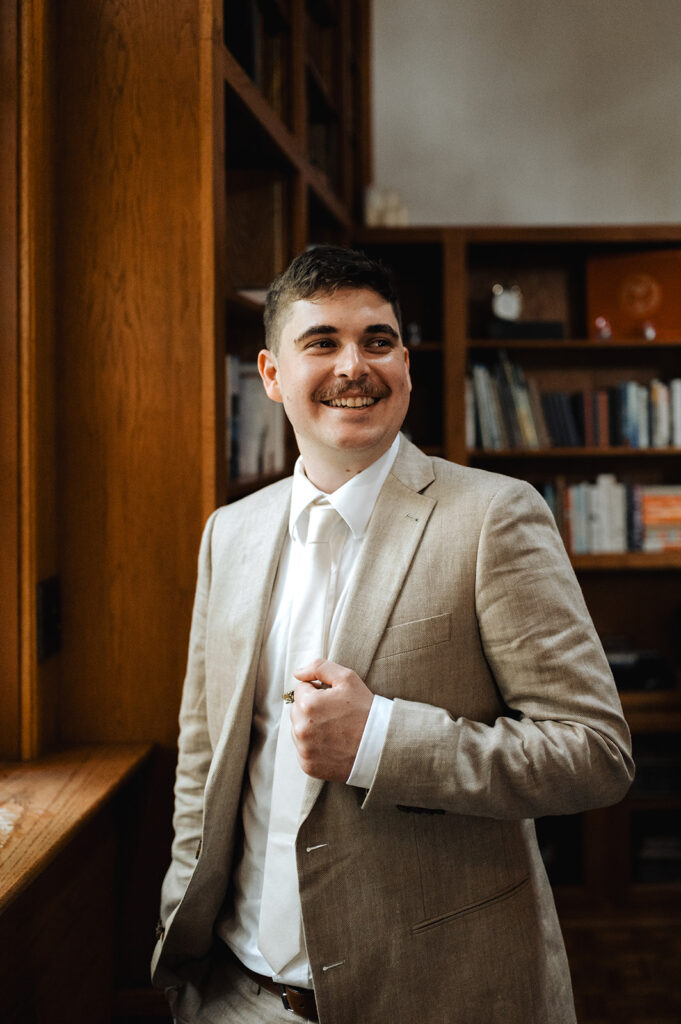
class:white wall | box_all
[372,0,681,224]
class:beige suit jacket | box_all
[153,436,633,1024]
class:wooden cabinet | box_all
[357,225,681,920]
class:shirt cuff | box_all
[346,695,393,788]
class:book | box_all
[472,364,503,450]
[225,354,241,479]
[650,380,671,447]
[525,376,552,448]
[640,485,681,551]
[670,379,681,447]
[237,362,286,477]
[465,376,477,450]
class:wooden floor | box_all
[564,920,681,1024]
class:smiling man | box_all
[153,246,634,1024]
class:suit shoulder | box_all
[428,455,536,503]
[210,475,292,536]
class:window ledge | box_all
[0,743,151,913]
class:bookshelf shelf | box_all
[469,338,681,351]
[470,447,681,458]
[572,552,681,571]
[407,341,443,352]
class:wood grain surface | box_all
[0,743,150,912]
[56,0,209,748]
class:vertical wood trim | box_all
[19,0,53,758]
[56,0,205,748]
[200,0,220,515]
[290,0,306,147]
[338,0,352,209]
[292,172,308,254]
[443,230,467,464]
[358,0,373,189]
[0,0,21,760]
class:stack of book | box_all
[535,476,681,554]
[467,353,681,451]
[226,356,286,479]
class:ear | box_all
[403,345,412,393]
[258,348,283,403]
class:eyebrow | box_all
[293,323,400,345]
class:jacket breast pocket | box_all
[410,875,530,935]
[374,612,451,661]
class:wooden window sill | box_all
[0,743,151,914]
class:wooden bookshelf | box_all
[216,0,370,504]
[356,224,681,920]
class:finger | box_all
[293,658,340,684]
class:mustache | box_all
[314,380,391,402]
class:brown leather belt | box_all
[237,960,319,1021]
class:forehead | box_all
[280,287,399,341]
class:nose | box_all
[334,343,368,379]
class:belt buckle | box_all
[280,986,294,1013]
[280,984,311,1018]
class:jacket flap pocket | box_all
[376,612,451,660]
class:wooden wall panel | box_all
[0,814,115,1023]
[55,1,209,748]
[0,0,21,759]
[1,0,59,759]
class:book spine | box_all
[670,379,681,447]
[637,383,650,449]
[526,375,552,448]
[472,365,493,449]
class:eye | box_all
[367,336,395,350]
[306,338,337,350]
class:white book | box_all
[586,482,606,553]
[472,365,502,450]
[570,483,589,554]
[611,479,628,553]
[596,474,627,553]
[594,475,612,553]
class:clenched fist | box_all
[289,658,373,782]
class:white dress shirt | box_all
[218,435,399,986]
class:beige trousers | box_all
[175,951,316,1024]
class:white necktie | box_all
[258,502,341,975]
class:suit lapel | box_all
[301,438,437,818]
[207,481,291,770]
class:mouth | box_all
[322,395,380,408]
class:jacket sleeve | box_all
[363,478,635,819]
[158,510,219,927]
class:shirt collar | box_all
[289,434,401,542]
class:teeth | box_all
[326,397,377,407]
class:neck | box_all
[298,439,395,493]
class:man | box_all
[153,245,634,1023]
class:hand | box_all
[290,658,373,783]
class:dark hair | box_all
[263,244,403,354]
